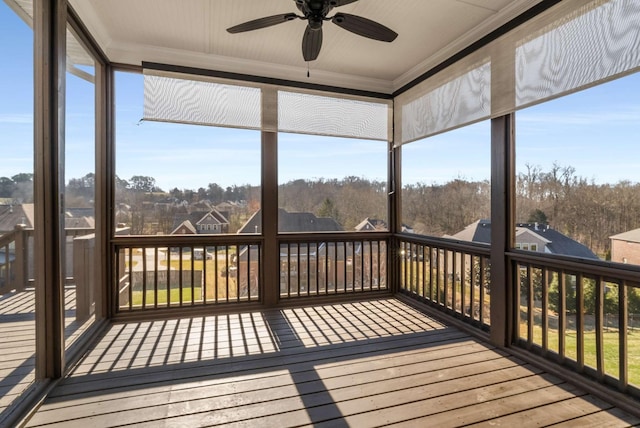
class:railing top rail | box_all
[112,234,263,247]
[278,231,391,243]
[65,227,95,233]
[508,249,640,286]
[396,232,491,256]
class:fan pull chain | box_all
[307,62,310,78]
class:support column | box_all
[95,63,113,318]
[389,141,401,294]
[34,0,67,379]
[490,114,515,347]
[261,88,279,306]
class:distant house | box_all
[170,209,229,235]
[65,208,95,229]
[355,218,387,232]
[354,217,413,233]
[610,228,640,265]
[0,203,34,234]
[448,219,599,259]
[237,208,343,234]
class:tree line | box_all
[4,164,640,257]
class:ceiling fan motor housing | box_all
[228,0,397,62]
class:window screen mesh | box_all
[143,73,261,130]
[516,0,640,108]
[400,62,491,145]
[395,0,640,145]
[278,91,389,141]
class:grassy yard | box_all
[401,260,491,321]
[520,322,640,387]
[132,286,201,306]
[160,259,240,300]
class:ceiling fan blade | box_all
[302,25,323,61]
[331,13,397,42]
[329,0,359,6]
[227,13,297,34]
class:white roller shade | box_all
[395,0,640,146]
[278,91,390,141]
[516,0,640,108]
[399,61,491,145]
[143,72,261,130]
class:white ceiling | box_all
[69,0,543,94]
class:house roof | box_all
[238,208,343,234]
[610,228,640,244]
[171,220,197,235]
[449,219,599,260]
[354,218,387,231]
[0,204,34,232]
[171,208,229,233]
[65,208,95,229]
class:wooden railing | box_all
[112,233,391,312]
[396,234,640,398]
[0,226,95,295]
[278,233,389,298]
[511,250,640,398]
[113,235,262,312]
[0,226,26,294]
[397,234,491,331]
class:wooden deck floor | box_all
[25,298,640,427]
[0,288,89,415]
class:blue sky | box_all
[2,1,640,192]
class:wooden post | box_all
[490,114,515,347]
[13,225,29,292]
[261,88,279,306]
[389,141,401,294]
[34,0,67,379]
[73,234,95,322]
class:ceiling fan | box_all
[227,0,398,62]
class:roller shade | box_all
[395,0,640,146]
[398,61,490,145]
[516,0,640,108]
[143,72,261,130]
[278,91,390,141]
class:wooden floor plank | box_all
[0,288,90,417]
[545,408,640,428]
[40,339,491,409]
[30,348,521,424]
[23,298,640,428]
[463,395,616,427]
[48,330,469,398]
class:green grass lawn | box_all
[521,322,640,387]
[131,286,201,306]
[156,259,239,300]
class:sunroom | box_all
[1,0,640,426]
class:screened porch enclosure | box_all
[2,0,640,426]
